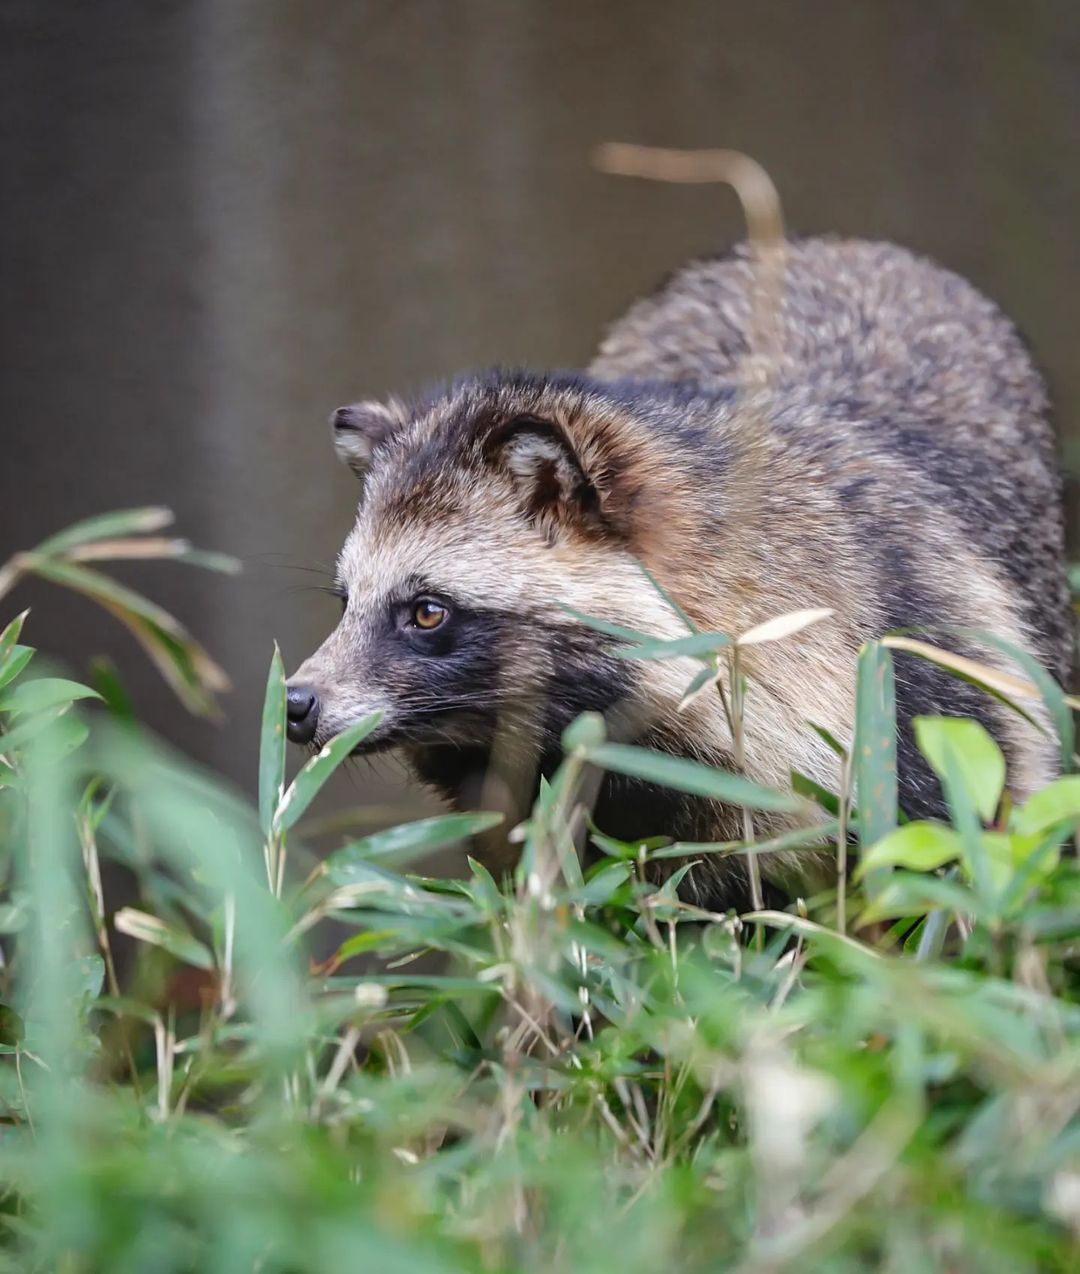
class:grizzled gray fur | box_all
[592,238,1071,686]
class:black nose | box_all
[286,685,320,745]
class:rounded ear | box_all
[330,398,408,476]
[489,417,602,541]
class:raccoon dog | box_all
[287,239,1070,908]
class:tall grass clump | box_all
[0,509,1078,1272]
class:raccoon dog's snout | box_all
[285,684,320,745]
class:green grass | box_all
[0,510,1078,1272]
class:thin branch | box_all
[593,143,786,397]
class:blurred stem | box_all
[14,1050,35,1138]
[725,648,765,948]
[220,892,236,1016]
[315,1025,363,1115]
[78,811,143,1097]
[738,1097,921,1272]
[836,754,852,936]
[530,750,588,899]
[503,748,591,1127]
[593,144,785,398]
[914,905,950,963]
[0,553,25,606]
[275,839,288,899]
[152,1008,175,1123]
[265,832,285,897]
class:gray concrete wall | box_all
[4,0,1080,819]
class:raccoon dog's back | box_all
[592,238,1071,686]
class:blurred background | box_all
[3,0,1080,820]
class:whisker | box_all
[391,689,548,709]
[279,583,346,600]
[245,553,337,576]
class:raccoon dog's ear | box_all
[491,416,602,542]
[330,399,408,476]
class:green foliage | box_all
[570,729,804,813]
[0,506,236,717]
[914,716,1005,824]
[854,641,898,868]
[0,515,1077,1271]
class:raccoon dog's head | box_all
[286,373,706,784]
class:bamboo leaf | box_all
[322,812,504,872]
[466,855,504,914]
[654,818,839,860]
[0,1003,25,1049]
[173,547,242,575]
[882,636,1042,704]
[327,931,404,966]
[24,555,192,636]
[883,633,1070,758]
[66,537,195,563]
[1013,775,1080,837]
[615,631,732,661]
[969,631,1075,772]
[589,827,671,859]
[108,603,228,718]
[791,769,841,816]
[33,507,174,555]
[855,870,979,927]
[0,677,102,716]
[637,563,698,634]
[275,714,382,831]
[737,607,834,646]
[0,644,34,691]
[854,641,897,863]
[580,741,803,813]
[113,907,214,970]
[935,737,995,907]
[577,860,633,905]
[677,664,721,711]
[558,605,656,644]
[259,647,287,837]
[741,910,882,960]
[0,609,30,667]
[94,995,166,1027]
[855,821,963,878]
[807,721,848,758]
[0,706,70,756]
[562,712,607,751]
[89,656,136,721]
[65,539,241,575]
[914,716,1005,824]
[19,556,230,717]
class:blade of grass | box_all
[736,607,834,646]
[320,812,505,874]
[0,610,30,666]
[580,740,804,813]
[0,645,35,691]
[615,631,732,661]
[854,641,898,892]
[33,507,174,555]
[259,647,287,838]
[113,908,215,970]
[637,563,698,634]
[557,605,656,644]
[275,714,382,832]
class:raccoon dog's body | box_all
[288,238,1070,909]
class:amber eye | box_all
[411,599,448,630]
